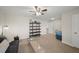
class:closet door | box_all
[72,14,79,48]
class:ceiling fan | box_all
[29,6,47,16]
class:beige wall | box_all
[62,8,79,46]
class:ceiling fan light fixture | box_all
[30,6,47,16]
[36,12,41,16]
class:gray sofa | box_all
[0,36,9,53]
[5,36,19,53]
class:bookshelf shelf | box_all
[29,21,41,37]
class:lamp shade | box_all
[3,25,8,29]
[1,25,9,36]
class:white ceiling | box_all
[0,6,79,20]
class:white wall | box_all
[62,8,79,46]
[0,11,49,42]
[41,20,48,35]
[48,18,61,34]
[0,11,5,35]
[3,14,30,42]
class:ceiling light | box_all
[36,12,41,16]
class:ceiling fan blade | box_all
[41,13,44,15]
[29,11,35,12]
[34,6,38,11]
[32,13,36,15]
[34,6,38,9]
[42,9,47,12]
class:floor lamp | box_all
[1,25,8,36]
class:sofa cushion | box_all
[5,40,19,53]
[0,39,9,53]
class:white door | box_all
[72,14,79,48]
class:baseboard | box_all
[62,41,74,47]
